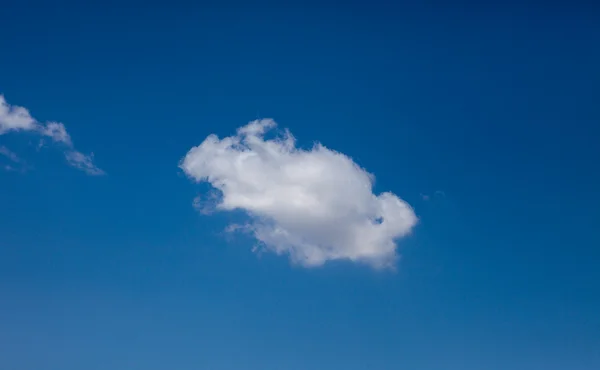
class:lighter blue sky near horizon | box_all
[1,1,599,369]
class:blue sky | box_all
[1,1,599,369]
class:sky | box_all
[0,1,599,369]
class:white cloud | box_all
[180,119,418,268]
[0,95,103,175]
[65,151,104,176]
[0,96,36,133]
[41,122,72,145]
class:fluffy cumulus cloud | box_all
[180,119,418,268]
[0,95,103,175]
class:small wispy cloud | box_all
[0,145,30,173]
[0,145,22,163]
[421,190,445,201]
[0,95,103,175]
[0,145,31,173]
[65,151,104,176]
[40,122,72,146]
[180,119,418,269]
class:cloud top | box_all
[180,119,417,268]
[0,95,103,175]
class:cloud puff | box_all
[180,119,418,268]
[0,95,103,175]
[40,122,72,146]
[0,97,36,133]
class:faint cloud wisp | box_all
[0,95,103,175]
[0,145,30,173]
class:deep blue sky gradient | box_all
[1,1,599,369]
